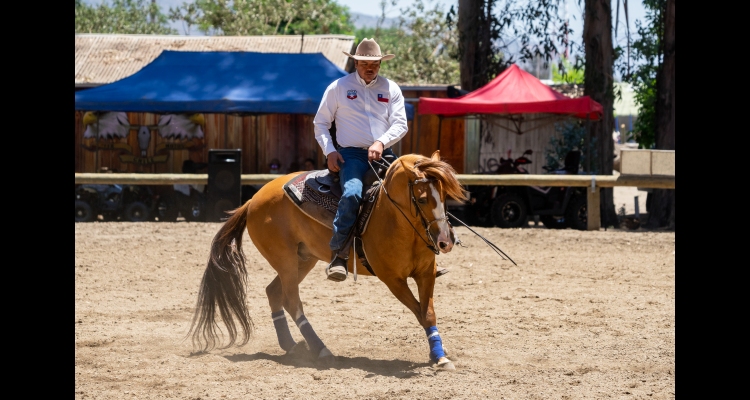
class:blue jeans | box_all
[330,147,395,251]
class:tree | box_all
[456,0,573,91]
[456,0,502,91]
[552,56,584,84]
[168,2,200,35]
[75,0,177,34]
[616,0,662,149]
[581,0,617,228]
[171,0,356,36]
[388,0,461,84]
[615,0,674,229]
[355,0,460,85]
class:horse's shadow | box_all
[221,349,429,378]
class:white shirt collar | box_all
[355,73,378,87]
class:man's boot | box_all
[326,233,354,282]
[326,250,348,282]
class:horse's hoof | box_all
[436,357,455,370]
[286,340,308,356]
[317,348,336,367]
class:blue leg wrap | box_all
[425,326,446,363]
[271,310,296,351]
[296,315,326,356]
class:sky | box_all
[338,0,647,58]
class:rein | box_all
[369,157,517,265]
[369,159,441,254]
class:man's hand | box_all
[368,141,384,161]
[327,151,344,172]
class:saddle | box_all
[283,155,395,276]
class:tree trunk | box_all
[583,0,617,227]
[647,0,675,229]
[458,0,482,91]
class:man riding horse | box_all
[313,38,407,282]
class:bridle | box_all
[369,157,517,265]
[370,159,446,255]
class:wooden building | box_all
[400,85,469,174]
[75,34,353,175]
[75,34,473,176]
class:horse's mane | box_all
[392,154,469,202]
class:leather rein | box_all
[369,158,518,265]
[369,159,444,255]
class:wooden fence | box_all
[74,173,675,230]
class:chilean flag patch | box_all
[347,90,357,100]
[377,94,389,103]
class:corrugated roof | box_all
[75,34,355,86]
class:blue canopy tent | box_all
[74,50,414,119]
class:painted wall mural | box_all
[81,112,206,165]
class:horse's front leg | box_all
[381,267,454,370]
[413,263,455,370]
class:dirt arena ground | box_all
[75,221,675,399]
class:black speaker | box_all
[207,149,242,222]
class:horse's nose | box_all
[438,239,454,253]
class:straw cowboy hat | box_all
[343,38,395,61]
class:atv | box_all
[75,184,155,222]
[456,149,588,230]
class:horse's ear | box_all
[431,150,441,161]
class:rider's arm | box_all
[313,81,339,157]
[374,82,408,149]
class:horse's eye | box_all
[418,198,428,204]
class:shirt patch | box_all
[378,94,389,103]
[347,90,358,100]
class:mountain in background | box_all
[349,12,399,30]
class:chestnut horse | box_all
[188,151,468,369]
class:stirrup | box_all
[436,268,449,278]
[326,258,348,282]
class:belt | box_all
[337,145,391,151]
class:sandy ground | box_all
[75,221,675,399]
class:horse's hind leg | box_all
[265,247,332,360]
[266,275,296,352]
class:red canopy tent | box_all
[419,64,603,120]
[418,64,603,150]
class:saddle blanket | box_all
[282,170,380,235]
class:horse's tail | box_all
[187,200,254,353]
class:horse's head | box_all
[385,151,468,254]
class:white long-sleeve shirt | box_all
[313,72,408,156]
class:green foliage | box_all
[167,2,200,35]
[75,0,177,34]
[458,0,572,88]
[387,0,460,84]
[545,120,597,173]
[552,56,584,84]
[615,0,665,149]
[171,0,356,36]
[354,0,460,85]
